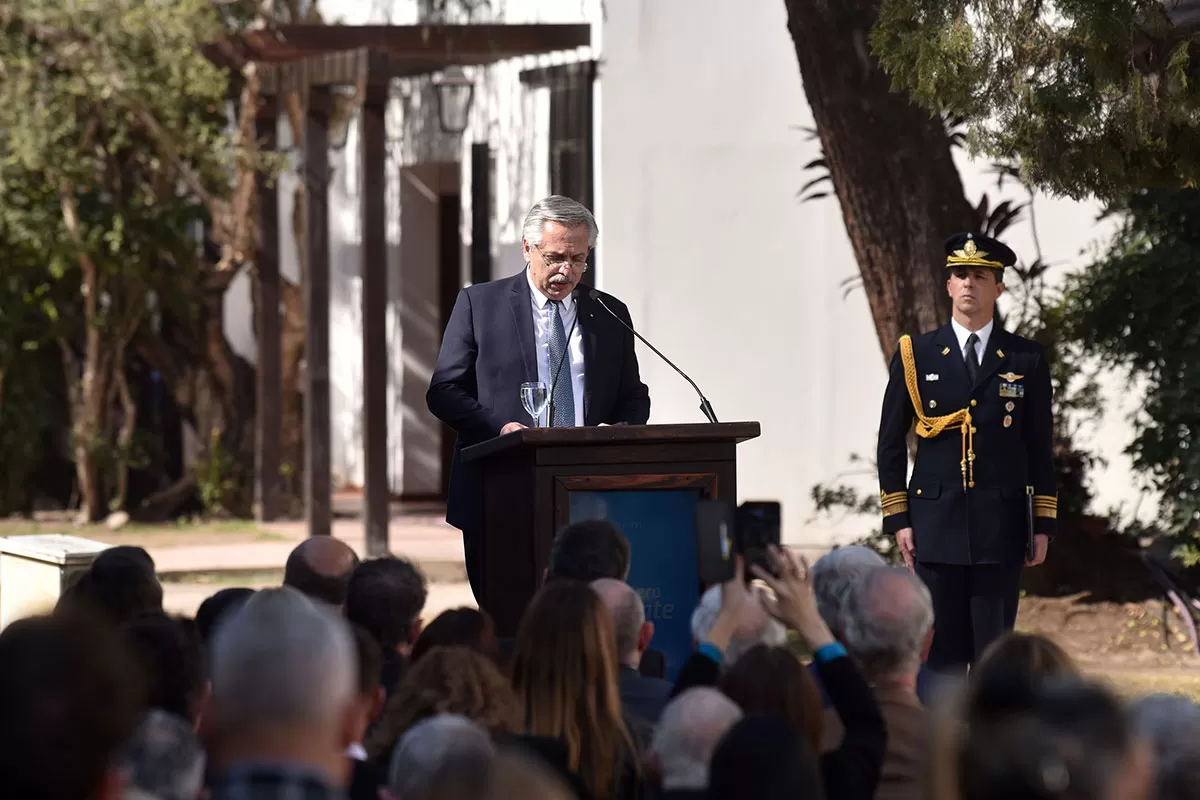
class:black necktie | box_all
[964,332,980,385]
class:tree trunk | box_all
[783,0,972,361]
[136,283,256,519]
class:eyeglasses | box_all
[534,244,590,272]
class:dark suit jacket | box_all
[877,323,1057,565]
[618,664,672,724]
[427,271,651,534]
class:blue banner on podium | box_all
[569,489,701,681]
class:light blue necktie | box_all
[548,300,575,427]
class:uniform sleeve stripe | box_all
[1034,507,1057,519]
[883,504,909,518]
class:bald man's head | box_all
[283,538,361,607]
[592,578,650,667]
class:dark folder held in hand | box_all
[1025,486,1035,561]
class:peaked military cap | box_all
[944,232,1017,271]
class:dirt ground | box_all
[1016,594,1200,699]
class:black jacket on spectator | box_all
[619,665,672,724]
[671,650,886,800]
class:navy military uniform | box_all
[877,233,1057,672]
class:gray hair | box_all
[651,688,743,791]
[591,578,644,662]
[521,195,598,248]
[811,546,888,632]
[841,567,933,680]
[388,714,495,800]
[117,710,206,800]
[209,587,356,732]
[1130,694,1200,800]
[690,584,786,666]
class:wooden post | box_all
[255,100,283,522]
[470,143,491,285]
[305,85,333,538]
[361,62,390,556]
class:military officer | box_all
[877,232,1057,674]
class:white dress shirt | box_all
[951,317,994,364]
[526,268,585,426]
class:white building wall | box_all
[222,0,1157,538]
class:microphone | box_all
[588,289,718,424]
[547,289,580,424]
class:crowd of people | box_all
[2,522,1199,800]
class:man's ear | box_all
[921,627,935,663]
[370,686,387,723]
[93,767,125,800]
[638,621,655,654]
[996,280,1005,297]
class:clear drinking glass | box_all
[520,381,549,428]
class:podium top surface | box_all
[461,421,760,463]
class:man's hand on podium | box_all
[500,422,527,435]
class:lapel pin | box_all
[1005,401,1015,412]
[997,349,1005,358]
[925,373,940,382]
[1003,415,1013,428]
[941,347,951,356]
[999,372,1024,381]
[929,400,937,409]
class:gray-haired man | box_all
[205,587,362,800]
[428,195,651,598]
[829,567,936,800]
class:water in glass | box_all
[520,381,549,427]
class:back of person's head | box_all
[841,566,934,681]
[707,714,825,800]
[283,536,360,606]
[117,709,206,800]
[345,556,428,652]
[546,519,631,582]
[651,688,743,792]
[512,581,634,798]
[208,587,356,747]
[811,545,887,632]
[350,623,383,700]
[365,645,520,761]
[195,587,255,643]
[718,644,823,752]
[1130,694,1200,800]
[58,546,163,625]
[956,672,1150,800]
[691,583,786,665]
[591,577,651,666]
[0,613,143,800]
[972,632,1079,687]
[387,714,495,800]
[410,606,497,665]
[484,749,577,800]
[120,613,207,724]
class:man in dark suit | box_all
[427,195,651,599]
[877,232,1057,674]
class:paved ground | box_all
[162,579,478,620]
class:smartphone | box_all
[737,501,782,580]
[695,499,736,584]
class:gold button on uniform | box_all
[970,399,978,407]
[916,489,922,495]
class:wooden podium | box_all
[461,422,760,650]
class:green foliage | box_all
[1060,188,1200,553]
[0,0,248,515]
[196,427,237,516]
[872,0,1200,199]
